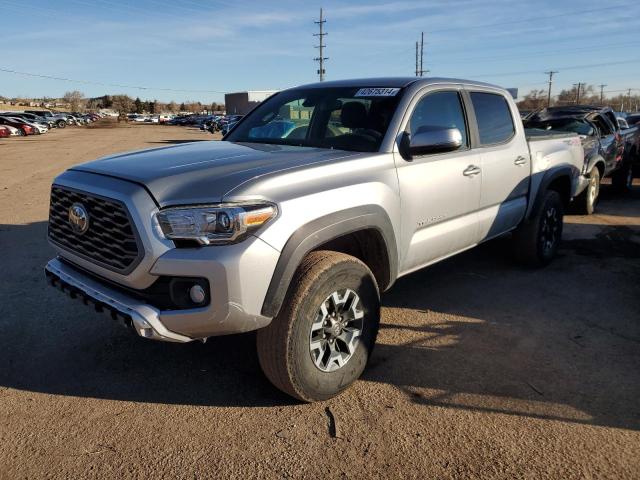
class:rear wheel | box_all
[257,251,380,402]
[56,120,66,129]
[612,162,633,192]
[513,190,564,267]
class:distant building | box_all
[224,90,278,115]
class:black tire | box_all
[611,162,633,192]
[575,167,600,215]
[513,190,564,267]
[56,120,66,129]
[257,251,380,402]
[18,129,26,136]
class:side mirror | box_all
[404,126,463,158]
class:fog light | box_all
[189,284,206,304]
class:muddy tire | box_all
[513,190,564,267]
[575,167,600,215]
[612,162,633,192]
[257,251,380,402]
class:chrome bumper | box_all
[45,258,192,343]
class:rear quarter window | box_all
[470,92,515,145]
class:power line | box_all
[313,8,328,81]
[0,67,228,94]
[473,58,640,79]
[425,2,638,34]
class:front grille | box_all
[48,186,142,273]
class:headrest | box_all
[341,102,367,129]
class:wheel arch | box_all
[525,166,573,220]
[261,205,398,318]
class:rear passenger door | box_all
[468,91,530,240]
[394,88,483,273]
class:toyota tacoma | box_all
[45,78,584,401]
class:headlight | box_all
[155,202,277,245]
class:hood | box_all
[71,140,360,206]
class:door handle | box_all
[463,165,481,177]
[514,156,527,166]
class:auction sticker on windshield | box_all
[355,88,400,97]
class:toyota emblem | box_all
[68,202,90,235]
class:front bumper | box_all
[45,231,280,341]
[45,258,192,342]
[574,173,590,197]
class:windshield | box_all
[524,117,594,136]
[225,86,404,152]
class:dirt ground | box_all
[0,123,639,479]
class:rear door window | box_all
[470,92,515,145]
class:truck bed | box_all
[524,128,579,142]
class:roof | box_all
[290,77,502,90]
[528,105,613,121]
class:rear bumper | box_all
[45,258,192,343]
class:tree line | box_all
[517,84,639,112]
[62,91,224,114]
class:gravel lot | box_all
[1,123,639,479]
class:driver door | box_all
[394,89,482,273]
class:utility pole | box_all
[313,8,328,81]
[419,32,424,76]
[598,84,607,104]
[545,71,557,107]
[573,82,583,104]
[415,41,419,76]
[627,88,632,111]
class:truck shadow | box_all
[0,185,638,427]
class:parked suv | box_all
[45,78,584,401]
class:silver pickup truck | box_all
[45,78,584,401]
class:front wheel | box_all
[576,168,600,214]
[257,251,380,402]
[513,190,564,267]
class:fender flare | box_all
[526,166,573,220]
[261,205,398,318]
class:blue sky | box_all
[1,0,639,103]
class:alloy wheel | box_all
[540,206,560,254]
[309,289,364,372]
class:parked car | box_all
[7,112,55,129]
[0,116,35,135]
[4,116,48,134]
[626,113,640,126]
[45,77,585,401]
[525,105,639,211]
[8,117,49,135]
[25,110,68,128]
[0,125,10,138]
[1,124,22,136]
